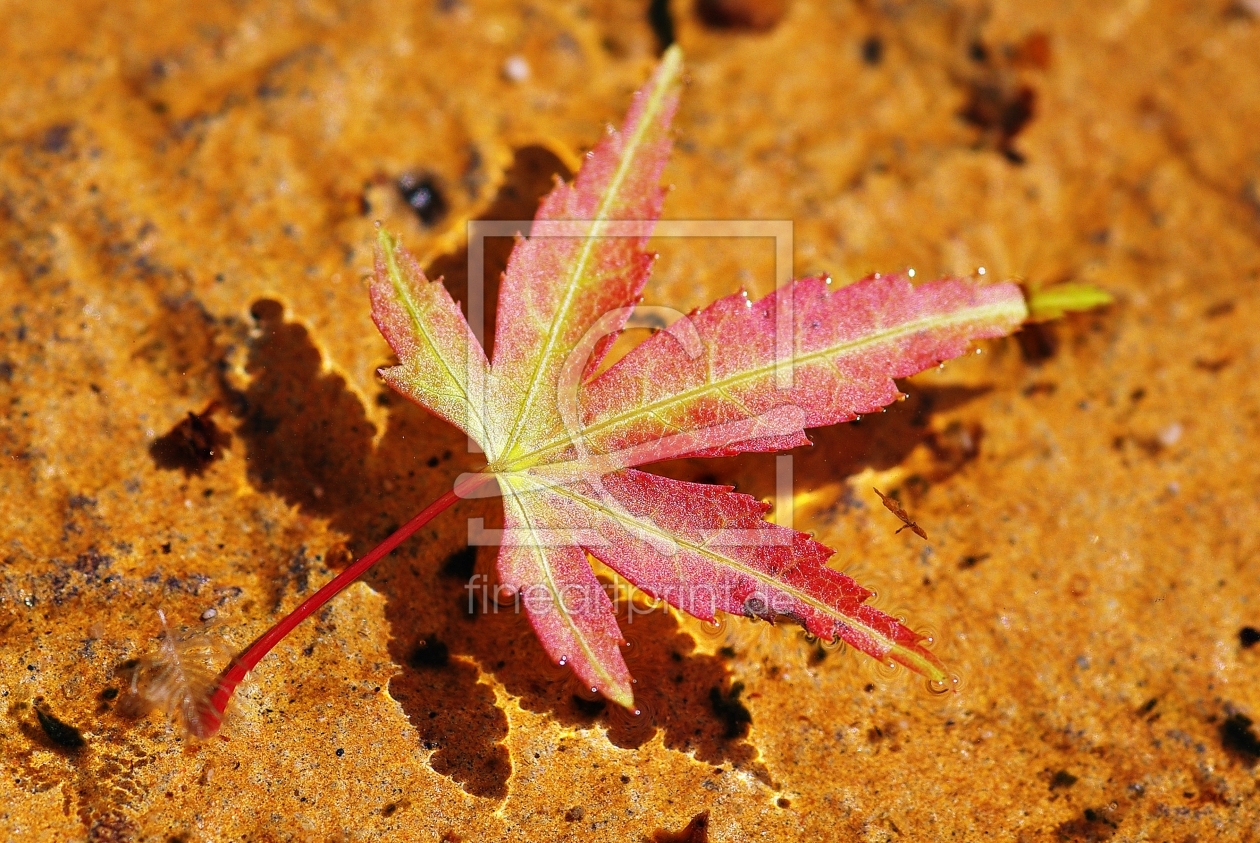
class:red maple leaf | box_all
[154,46,1038,737]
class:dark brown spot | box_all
[1054,807,1118,841]
[742,595,767,617]
[409,636,450,668]
[1023,381,1057,397]
[648,0,675,51]
[1240,626,1260,648]
[959,553,990,570]
[696,0,788,31]
[441,546,477,579]
[1204,300,1235,319]
[927,420,983,475]
[40,123,73,154]
[564,806,585,822]
[1017,321,1058,363]
[861,36,883,66]
[709,681,751,739]
[150,403,230,476]
[1220,712,1260,766]
[959,79,1036,164]
[571,694,607,718]
[652,810,710,843]
[36,704,86,750]
[1049,769,1078,790]
[1193,357,1231,373]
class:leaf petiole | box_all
[199,471,494,737]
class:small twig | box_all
[873,488,927,540]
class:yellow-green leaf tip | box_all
[1025,283,1114,321]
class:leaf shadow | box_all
[459,571,772,781]
[647,384,993,502]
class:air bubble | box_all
[559,656,568,666]
[608,691,658,742]
[873,658,900,681]
[502,55,530,83]
[916,623,939,648]
[698,616,727,638]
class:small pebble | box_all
[201,608,217,621]
[503,55,530,83]
[1158,422,1183,448]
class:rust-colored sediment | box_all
[2,2,1258,840]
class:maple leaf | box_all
[177,45,1046,737]
[369,45,1026,706]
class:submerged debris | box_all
[122,611,231,739]
[873,488,927,540]
[150,403,230,476]
[35,702,86,750]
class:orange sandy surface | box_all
[2,1,1258,840]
